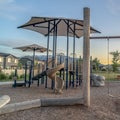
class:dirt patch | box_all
[0,82,120,120]
[115,99,120,113]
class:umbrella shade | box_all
[14,44,52,76]
[18,17,100,38]
[14,44,52,53]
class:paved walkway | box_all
[0,81,26,86]
[0,82,13,85]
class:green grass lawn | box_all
[0,78,25,82]
[0,73,29,82]
[93,71,120,81]
[1,71,120,82]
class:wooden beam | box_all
[83,7,90,107]
[41,97,83,106]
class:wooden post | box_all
[83,7,90,107]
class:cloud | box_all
[0,38,41,48]
[0,12,16,20]
[0,4,26,13]
[0,0,15,4]
[0,0,26,21]
[107,0,120,15]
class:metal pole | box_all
[66,20,69,89]
[83,7,90,107]
[107,38,110,95]
[54,20,58,91]
[90,36,120,39]
[51,20,56,89]
[73,23,76,87]
[55,22,57,64]
[32,48,35,78]
[28,64,32,87]
[45,21,50,88]
[60,55,62,77]
[90,56,92,86]
[24,63,27,86]
[76,58,78,87]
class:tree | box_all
[92,58,100,71]
[110,50,120,72]
[17,62,22,69]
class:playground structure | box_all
[47,63,64,93]
[12,57,35,87]
[8,7,102,109]
[12,56,82,91]
[0,7,120,117]
[14,44,52,78]
[15,7,100,107]
[68,57,82,87]
[12,62,32,88]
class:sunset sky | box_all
[0,0,120,64]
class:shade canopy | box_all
[18,17,100,38]
[14,44,52,77]
[14,44,52,53]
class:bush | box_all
[19,74,25,79]
[9,72,15,79]
[0,72,8,80]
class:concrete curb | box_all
[0,99,41,115]
[0,97,83,115]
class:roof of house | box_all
[0,52,18,59]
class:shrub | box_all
[9,72,15,79]
[19,74,25,79]
[0,72,8,80]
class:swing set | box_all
[90,36,120,99]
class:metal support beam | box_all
[54,24,58,91]
[18,19,56,28]
[45,21,50,88]
[24,63,27,86]
[63,20,79,38]
[45,20,61,36]
[32,48,35,78]
[54,23,57,62]
[66,20,69,89]
[73,23,76,87]
[90,36,120,39]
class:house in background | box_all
[0,53,19,69]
